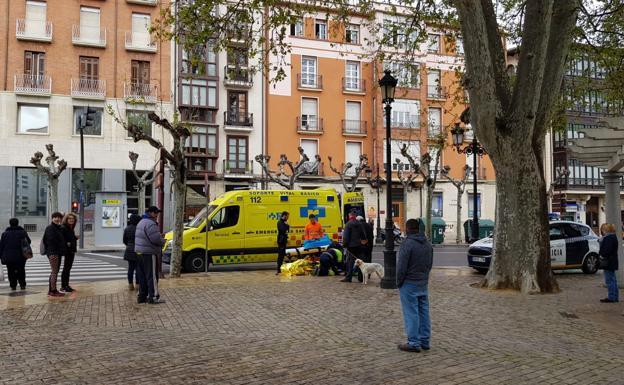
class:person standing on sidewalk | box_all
[135,206,165,304]
[123,214,141,290]
[397,218,433,353]
[358,216,374,263]
[276,211,290,275]
[599,223,619,303]
[340,212,366,283]
[0,218,31,290]
[60,213,79,293]
[43,212,66,297]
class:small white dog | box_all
[354,259,384,284]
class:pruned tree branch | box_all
[328,154,369,192]
[255,147,320,189]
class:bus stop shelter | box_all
[568,117,624,286]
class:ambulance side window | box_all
[549,225,564,241]
[210,206,240,230]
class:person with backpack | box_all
[135,206,165,304]
[60,213,78,293]
[123,214,142,290]
[276,211,290,275]
[340,212,367,283]
[42,212,66,297]
[0,218,31,290]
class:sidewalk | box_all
[0,268,622,384]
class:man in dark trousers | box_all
[358,216,374,263]
[135,206,165,304]
[397,218,433,353]
[340,212,366,283]
[276,211,290,275]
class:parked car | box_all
[467,221,600,274]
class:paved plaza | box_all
[0,268,623,384]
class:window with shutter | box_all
[80,7,100,42]
[25,1,46,36]
[131,13,151,46]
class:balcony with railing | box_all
[125,31,157,53]
[126,0,158,5]
[14,74,51,95]
[71,78,106,99]
[300,162,325,177]
[427,85,447,100]
[223,159,254,178]
[391,117,420,129]
[16,18,53,42]
[297,117,323,134]
[342,120,367,136]
[124,82,157,103]
[297,74,323,91]
[342,77,366,94]
[72,25,106,47]
[187,157,216,178]
[224,111,253,128]
[223,65,253,88]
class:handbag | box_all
[598,254,609,270]
[22,238,33,260]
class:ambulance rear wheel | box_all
[184,251,209,273]
[582,253,599,274]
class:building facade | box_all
[0,0,173,231]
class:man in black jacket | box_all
[43,212,66,297]
[276,211,290,275]
[358,216,374,263]
[0,218,31,290]
[397,218,433,353]
[340,212,366,283]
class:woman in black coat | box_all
[0,218,31,290]
[599,223,619,303]
[43,212,66,297]
[60,213,79,293]
[123,214,142,290]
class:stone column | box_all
[602,172,624,287]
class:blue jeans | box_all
[604,270,619,302]
[399,282,431,348]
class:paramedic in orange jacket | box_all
[304,214,324,241]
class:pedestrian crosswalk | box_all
[0,255,128,288]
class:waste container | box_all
[463,219,495,242]
[418,217,446,244]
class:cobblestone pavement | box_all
[0,269,623,384]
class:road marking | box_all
[84,252,125,259]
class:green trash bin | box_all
[463,219,495,242]
[418,217,446,244]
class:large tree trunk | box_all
[138,186,146,214]
[169,176,186,277]
[456,188,463,244]
[425,186,433,240]
[481,134,558,293]
[48,178,58,215]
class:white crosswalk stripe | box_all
[0,255,128,288]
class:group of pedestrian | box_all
[41,212,79,296]
[340,212,373,283]
[123,206,165,304]
[0,211,81,296]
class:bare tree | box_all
[400,132,446,240]
[396,159,417,222]
[328,154,369,192]
[30,144,67,215]
[255,146,321,190]
[128,151,159,214]
[108,107,190,278]
[441,164,471,244]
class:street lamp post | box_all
[365,165,385,244]
[451,123,486,242]
[378,70,398,289]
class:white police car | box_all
[468,221,600,274]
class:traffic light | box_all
[84,106,97,129]
[71,201,79,213]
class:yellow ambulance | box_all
[163,189,365,272]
